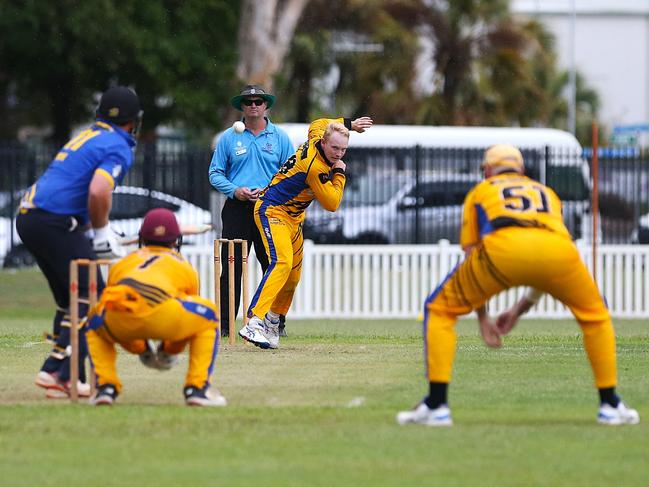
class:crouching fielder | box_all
[86,208,225,407]
[397,144,639,427]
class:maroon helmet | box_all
[139,208,181,247]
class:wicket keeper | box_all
[86,208,225,407]
[239,115,373,349]
[397,144,639,426]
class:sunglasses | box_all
[242,99,265,107]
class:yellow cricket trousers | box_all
[248,202,303,318]
[425,227,617,389]
[87,288,220,393]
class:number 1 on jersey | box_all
[138,256,160,269]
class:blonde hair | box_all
[323,121,350,141]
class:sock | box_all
[266,311,280,323]
[598,387,620,407]
[425,382,448,409]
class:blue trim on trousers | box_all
[422,260,461,380]
[247,203,278,316]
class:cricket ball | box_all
[233,121,245,134]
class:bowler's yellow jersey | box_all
[460,172,571,248]
[258,117,349,223]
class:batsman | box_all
[17,86,140,398]
[397,144,639,427]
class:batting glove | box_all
[92,225,126,259]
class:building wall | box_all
[512,0,649,135]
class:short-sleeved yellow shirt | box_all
[107,246,199,299]
[460,172,571,249]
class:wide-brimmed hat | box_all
[230,85,276,111]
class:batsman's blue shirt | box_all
[208,118,294,199]
[20,120,136,224]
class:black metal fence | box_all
[1,139,648,263]
[0,139,214,264]
[302,145,649,245]
[586,148,649,244]
[0,139,213,211]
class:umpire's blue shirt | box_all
[208,118,294,199]
[21,120,135,225]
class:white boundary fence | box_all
[184,241,649,319]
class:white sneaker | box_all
[89,384,118,406]
[598,402,640,425]
[238,317,271,349]
[35,370,59,389]
[36,371,91,398]
[396,402,453,426]
[184,386,227,407]
[263,315,280,349]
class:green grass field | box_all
[1,268,647,486]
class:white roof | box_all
[277,124,583,150]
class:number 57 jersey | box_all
[460,172,572,248]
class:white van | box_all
[278,124,589,191]
[216,124,594,243]
[275,124,593,244]
[279,123,581,150]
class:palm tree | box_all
[280,0,599,138]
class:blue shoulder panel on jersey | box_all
[261,172,308,206]
[476,204,493,237]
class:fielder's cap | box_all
[139,208,181,243]
[230,84,276,111]
[96,86,141,125]
[481,144,525,171]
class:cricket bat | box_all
[119,223,213,245]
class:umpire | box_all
[17,86,141,398]
[208,85,293,337]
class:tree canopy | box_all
[0,0,599,144]
[275,0,598,142]
[0,0,239,142]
